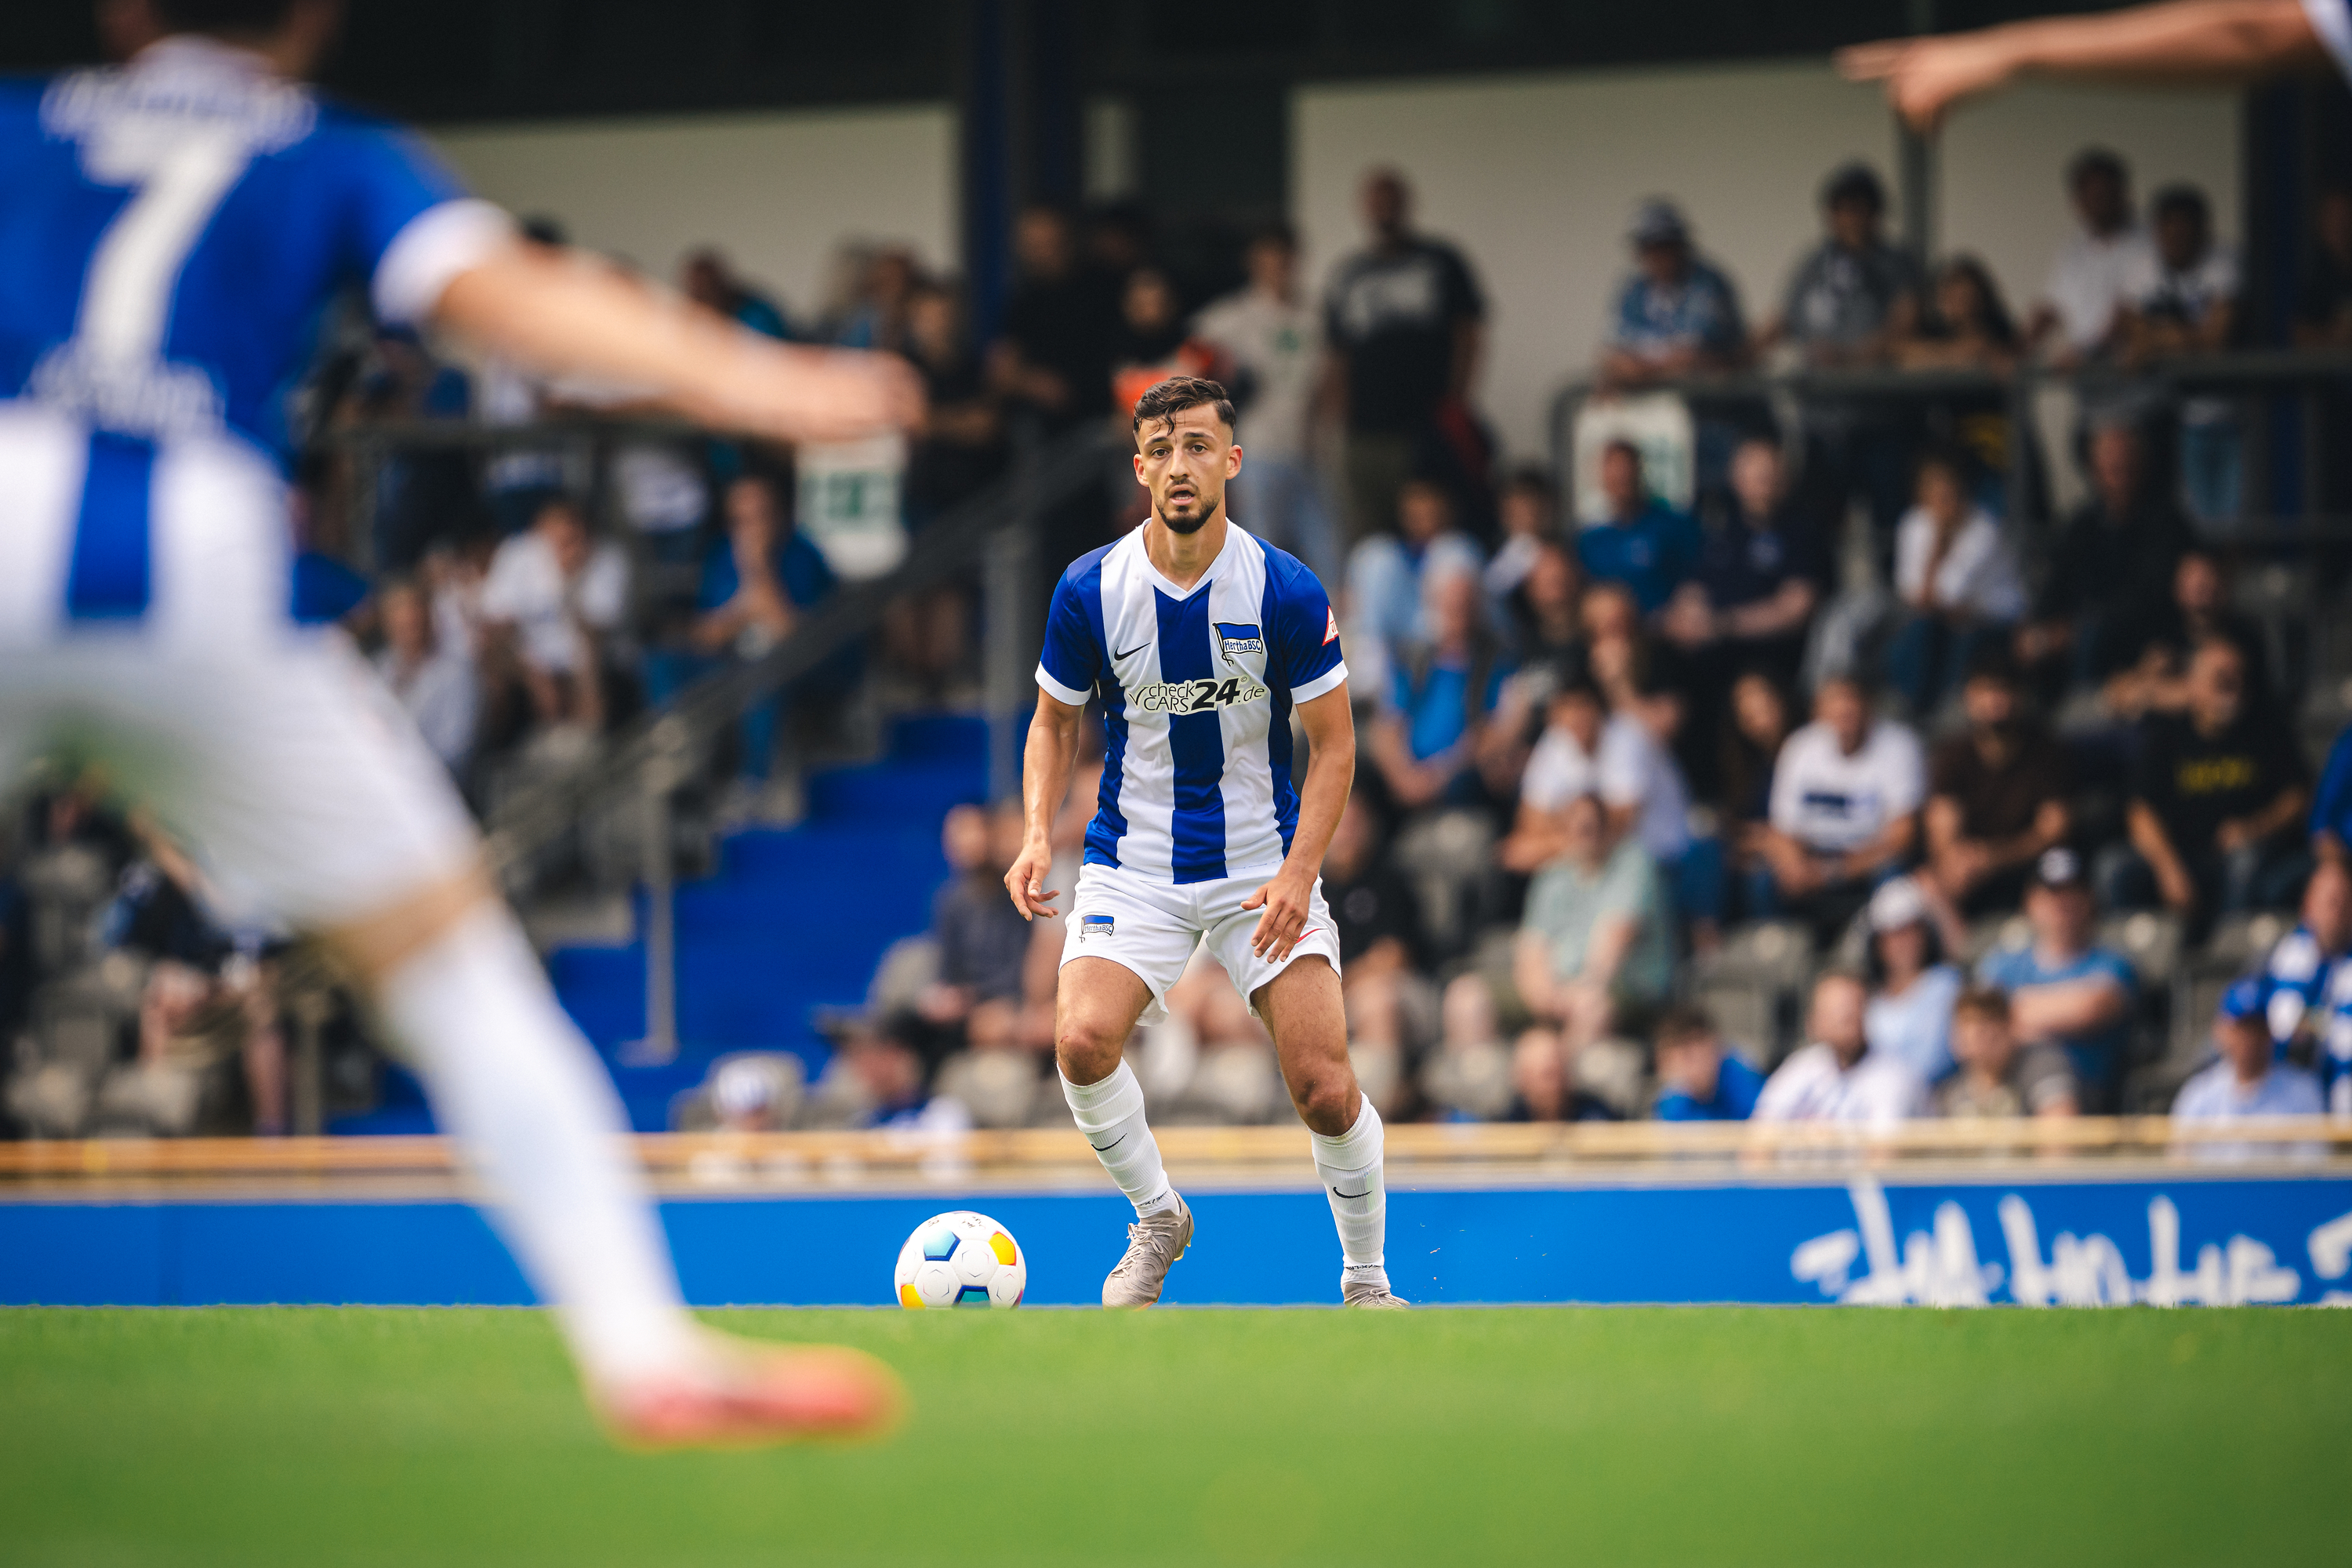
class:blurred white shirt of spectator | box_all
[2172,978,2326,1164]
[1893,500,2026,622]
[2032,148,2157,361]
[480,499,630,677]
[1768,706,1925,856]
[372,578,476,772]
[1524,704,1689,863]
[1755,972,1926,1127]
[1345,474,1483,700]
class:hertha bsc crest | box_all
[1212,622,1264,665]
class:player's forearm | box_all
[1020,700,1081,850]
[432,246,918,444]
[1288,691,1357,879]
[2000,0,2320,82]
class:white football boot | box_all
[1101,1195,1194,1308]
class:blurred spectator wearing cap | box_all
[1862,875,1968,1087]
[1512,793,1675,1067]
[1192,223,1338,585]
[1321,169,1487,548]
[1934,988,2078,1120]
[1598,199,1749,390]
[2172,979,2323,1164]
[1345,474,1484,702]
[1751,673,1924,937]
[1576,441,1700,619]
[2242,861,2352,1068]
[1977,848,2136,1110]
[1650,1004,1764,1122]
[1886,446,2027,719]
[2013,419,2196,701]
[2027,147,2155,365]
[1923,650,2072,916]
[2111,637,2310,931]
[705,1054,804,1133]
[1755,971,1926,1126]
[2118,183,2243,531]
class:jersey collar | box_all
[1132,517,1245,601]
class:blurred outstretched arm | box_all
[1838,0,2330,131]
[430,245,923,445]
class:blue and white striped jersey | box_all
[1037,521,1348,884]
[0,37,509,622]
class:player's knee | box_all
[1290,1065,1359,1134]
[1053,1019,1123,1086]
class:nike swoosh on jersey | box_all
[1113,641,1151,661]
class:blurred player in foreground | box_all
[0,0,920,1446]
[1841,0,2350,129]
[1004,376,1403,1308]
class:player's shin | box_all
[1312,1094,1389,1290]
[1060,1060,1179,1217]
[375,900,697,1384]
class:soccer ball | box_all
[894,1210,1026,1309]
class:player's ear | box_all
[1133,448,1148,488]
[1226,442,1243,477]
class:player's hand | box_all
[1835,34,2016,132]
[1004,837,1059,921]
[1242,866,1317,963]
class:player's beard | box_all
[1156,487,1216,535]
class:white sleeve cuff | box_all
[1291,662,1348,705]
[2305,0,2352,81]
[1036,663,1092,706]
[372,198,516,325]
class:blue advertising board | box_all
[3,1174,2349,1308]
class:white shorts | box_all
[1057,860,1341,1025]
[0,404,479,930]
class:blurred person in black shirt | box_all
[2111,637,2310,931]
[2013,419,2195,698]
[1923,652,2073,916]
[2100,546,2271,723]
[902,281,1003,518]
[2295,187,2352,514]
[989,206,1120,434]
[1322,169,1486,548]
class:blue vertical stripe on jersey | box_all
[1155,582,1227,884]
[64,433,156,620]
[1259,549,1300,855]
[1073,552,1129,869]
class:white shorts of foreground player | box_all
[1057,860,1341,1025]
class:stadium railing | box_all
[8,1120,2347,1194]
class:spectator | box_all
[1484,466,1559,606]
[2027,147,2155,365]
[1192,223,1338,584]
[2100,547,2270,724]
[1512,793,1676,1063]
[1901,255,2022,374]
[913,804,1035,1058]
[2313,721,2352,869]
[2295,186,2352,348]
[478,495,630,740]
[990,205,1120,433]
[1499,535,1584,673]
[1661,437,1825,778]
[681,246,791,341]
[1754,674,1925,934]
[1598,198,1748,388]
[1370,569,1508,815]
[1754,971,1927,1126]
[2114,637,2310,927]
[2172,978,2324,1164]
[830,245,919,354]
[1762,162,1923,543]
[1650,1003,1766,1121]
[1508,1015,1620,1123]
[1576,440,1701,616]
[1933,987,2079,1119]
[642,470,838,822]
[1323,169,1486,546]
[1923,651,2073,916]
[1345,474,1483,699]
[372,577,477,777]
[1863,875,1966,1086]
[1323,796,1431,1109]
[1506,675,1693,896]
[1978,848,2136,1109]
[706,1054,802,1133]
[2118,183,2242,530]
[2245,860,2352,1063]
[1109,266,1221,423]
[1720,669,1794,857]
[2013,419,2196,697]
[1887,447,2027,717]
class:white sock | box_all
[1061,1061,1178,1217]
[1312,1094,1388,1288]
[379,903,695,1384]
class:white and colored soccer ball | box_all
[894,1210,1026,1309]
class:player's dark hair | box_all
[154,0,301,34]
[1131,376,1236,440]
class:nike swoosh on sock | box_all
[1091,1134,1127,1153]
[1331,1185,1371,1200]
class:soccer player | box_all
[1004,376,1403,1308]
[0,0,920,1445]
[1840,0,2347,131]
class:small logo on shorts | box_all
[1080,914,1115,942]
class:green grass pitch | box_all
[0,1305,2342,1566]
